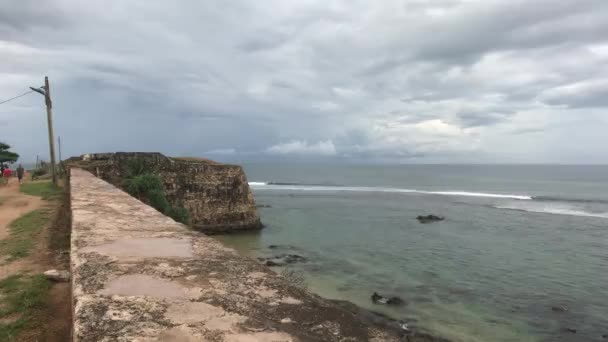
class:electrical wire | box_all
[0,90,34,105]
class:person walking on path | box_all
[2,167,11,185]
[17,164,24,184]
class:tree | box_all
[0,142,19,172]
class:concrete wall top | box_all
[70,168,402,342]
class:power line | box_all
[0,90,34,105]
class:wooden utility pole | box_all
[58,136,63,175]
[44,77,57,185]
[30,76,57,185]
[58,136,62,163]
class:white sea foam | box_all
[425,191,531,200]
[248,182,268,186]
[494,205,608,219]
[248,182,531,200]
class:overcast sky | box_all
[1,0,607,164]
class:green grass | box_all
[0,209,50,261]
[0,274,51,341]
[20,181,62,200]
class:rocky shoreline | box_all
[329,299,451,342]
[249,244,451,341]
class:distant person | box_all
[2,167,11,179]
[17,164,24,184]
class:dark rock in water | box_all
[371,292,406,306]
[416,215,445,223]
[285,254,307,264]
[331,299,402,331]
[387,297,405,305]
[562,327,577,334]
[602,333,607,339]
[265,260,283,267]
[268,244,296,250]
[330,299,450,341]
[256,204,272,208]
[551,305,568,312]
[259,253,308,267]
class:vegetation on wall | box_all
[122,159,190,224]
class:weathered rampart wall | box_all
[69,152,261,234]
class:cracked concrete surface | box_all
[70,168,402,341]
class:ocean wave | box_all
[268,181,342,187]
[248,182,532,200]
[248,182,268,186]
[428,191,531,200]
[532,196,608,204]
[494,205,608,219]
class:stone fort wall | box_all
[68,152,261,233]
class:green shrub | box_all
[166,206,190,225]
[123,174,164,199]
[121,164,190,224]
[32,168,47,177]
[147,189,170,212]
[125,158,153,178]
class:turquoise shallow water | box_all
[217,164,608,342]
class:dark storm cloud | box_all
[457,111,511,128]
[510,127,545,135]
[1,0,607,164]
[237,31,290,53]
[540,81,608,109]
[0,1,69,32]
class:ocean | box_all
[216,164,608,342]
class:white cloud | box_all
[266,140,337,156]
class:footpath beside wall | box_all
[70,168,403,341]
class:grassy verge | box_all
[0,274,51,341]
[0,209,50,261]
[20,181,62,200]
[48,182,71,259]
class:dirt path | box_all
[0,178,48,280]
[0,178,43,240]
[0,177,72,341]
